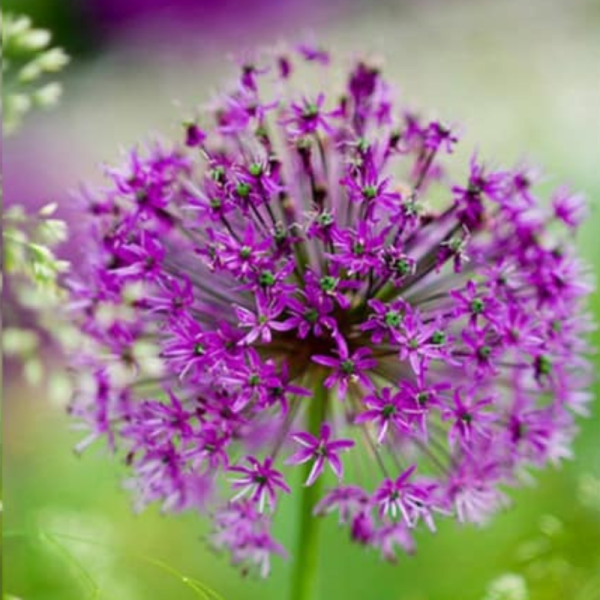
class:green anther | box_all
[382,404,396,418]
[210,165,225,182]
[385,310,403,328]
[461,412,473,424]
[416,392,429,405]
[551,320,562,333]
[340,359,355,375]
[320,276,337,292]
[408,338,420,350]
[317,212,334,227]
[248,374,261,386]
[236,182,251,198]
[353,242,365,255]
[357,137,370,152]
[209,198,222,209]
[249,163,263,177]
[259,315,268,324]
[394,258,411,276]
[296,136,311,150]
[259,270,276,287]
[431,330,446,345]
[404,200,419,216]
[193,343,206,356]
[305,308,319,323]
[537,354,552,375]
[255,124,268,138]
[470,298,485,314]
[448,235,465,252]
[478,345,492,359]
[303,103,319,118]
[239,246,252,259]
[315,444,328,457]
[362,185,377,200]
[274,227,287,243]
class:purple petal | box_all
[327,439,355,451]
[305,457,325,486]
[285,447,315,465]
[292,431,318,447]
[328,454,344,480]
[312,355,339,368]
[320,422,332,440]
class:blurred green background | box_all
[3,1,599,599]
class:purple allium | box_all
[230,456,291,512]
[286,422,355,486]
[67,45,595,576]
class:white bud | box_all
[19,60,42,82]
[33,82,62,107]
[38,47,69,71]
[483,573,528,600]
[18,28,50,51]
[5,15,32,37]
[39,202,58,216]
[7,92,31,114]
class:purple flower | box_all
[66,45,594,576]
[286,94,335,136]
[211,500,285,578]
[235,295,291,345]
[279,292,337,339]
[355,387,414,443]
[312,338,377,398]
[373,522,415,562]
[184,123,206,147]
[424,120,459,153]
[446,460,509,524]
[460,325,501,378]
[229,456,290,512]
[360,298,412,344]
[314,485,368,523]
[450,280,502,325]
[552,186,587,228]
[373,465,418,521]
[373,466,444,531]
[395,313,451,374]
[341,162,401,220]
[296,42,330,65]
[161,315,210,379]
[329,221,386,275]
[351,510,375,545]
[444,389,495,449]
[394,377,450,438]
[286,422,355,485]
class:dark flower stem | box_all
[290,372,328,600]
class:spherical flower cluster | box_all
[67,44,594,576]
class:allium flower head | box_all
[67,44,595,576]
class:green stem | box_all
[290,373,328,600]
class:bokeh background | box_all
[3,0,599,599]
